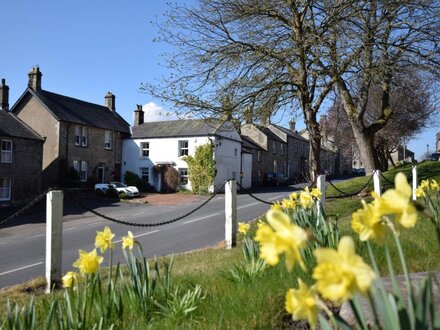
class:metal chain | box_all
[326,174,374,199]
[236,182,274,205]
[0,187,53,226]
[69,182,226,227]
[379,172,395,185]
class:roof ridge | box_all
[41,90,109,109]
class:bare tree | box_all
[330,0,440,174]
[327,68,438,169]
[143,0,355,178]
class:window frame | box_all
[81,127,88,147]
[179,168,189,185]
[1,140,12,163]
[140,142,150,157]
[272,141,276,154]
[178,140,189,157]
[104,131,113,150]
[257,150,261,162]
[280,143,284,156]
[0,177,11,201]
[140,167,150,183]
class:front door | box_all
[97,163,105,183]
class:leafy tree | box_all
[184,143,216,195]
[144,0,355,179]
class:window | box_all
[295,144,299,154]
[141,142,149,157]
[257,170,262,181]
[1,140,12,163]
[234,148,238,157]
[257,150,261,162]
[75,126,88,147]
[179,140,189,156]
[280,144,284,156]
[104,131,113,150]
[179,168,189,185]
[273,160,278,173]
[272,141,276,154]
[0,178,11,201]
[73,160,88,182]
[140,167,149,183]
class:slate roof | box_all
[241,135,263,150]
[271,124,308,142]
[132,119,235,139]
[261,126,286,143]
[0,110,43,140]
[13,88,131,134]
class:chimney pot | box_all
[0,78,9,111]
[134,104,144,125]
[289,119,296,132]
[28,67,42,91]
[105,92,116,111]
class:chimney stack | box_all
[0,79,9,111]
[134,104,144,125]
[105,92,115,111]
[28,67,42,91]
[289,119,296,132]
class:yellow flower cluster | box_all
[416,179,439,197]
[254,209,308,271]
[238,222,251,234]
[271,187,322,212]
[62,227,136,288]
[285,279,319,328]
[352,173,418,242]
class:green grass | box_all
[1,161,440,329]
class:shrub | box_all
[184,143,215,195]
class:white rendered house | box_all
[122,107,243,192]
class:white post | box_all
[373,170,382,196]
[317,175,326,215]
[225,180,237,249]
[412,165,418,201]
[46,190,64,293]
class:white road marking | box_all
[237,202,259,210]
[269,195,285,201]
[184,212,223,224]
[114,230,159,243]
[25,233,45,239]
[0,262,44,276]
[64,227,77,232]
[87,221,105,226]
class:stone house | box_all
[241,123,288,186]
[389,145,415,164]
[10,67,130,188]
[122,107,243,192]
[0,79,44,207]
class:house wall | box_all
[0,136,43,207]
[287,137,309,180]
[122,135,241,192]
[240,153,252,189]
[13,95,60,188]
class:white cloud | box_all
[142,102,178,122]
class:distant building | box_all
[10,67,130,188]
[390,145,415,165]
[0,79,44,207]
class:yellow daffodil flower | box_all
[285,280,319,329]
[62,271,77,288]
[254,209,308,271]
[310,188,322,199]
[257,219,265,229]
[73,249,103,275]
[282,198,297,210]
[122,231,135,250]
[313,236,376,304]
[352,200,387,242]
[290,192,299,200]
[299,188,314,209]
[238,222,251,234]
[380,172,418,228]
[420,179,430,189]
[431,180,439,191]
[95,226,115,253]
[271,201,283,212]
[416,186,426,198]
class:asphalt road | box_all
[0,186,300,289]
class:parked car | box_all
[263,172,288,186]
[352,168,366,176]
[430,153,440,161]
[95,181,139,197]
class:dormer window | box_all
[104,131,113,150]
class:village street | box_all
[0,186,298,289]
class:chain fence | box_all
[326,174,374,199]
[67,182,226,228]
[236,182,274,205]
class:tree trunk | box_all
[351,126,379,175]
[304,108,321,181]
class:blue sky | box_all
[0,1,438,160]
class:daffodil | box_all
[313,236,376,304]
[73,249,103,275]
[299,188,314,209]
[285,280,319,329]
[254,209,308,271]
[352,200,387,242]
[238,222,251,234]
[62,271,77,288]
[416,186,426,198]
[271,201,283,212]
[95,226,115,253]
[431,180,439,191]
[310,188,322,199]
[282,198,297,210]
[290,192,299,200]
[420,179,430,189]
[380,173,418,228]
[122,231,135,250]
